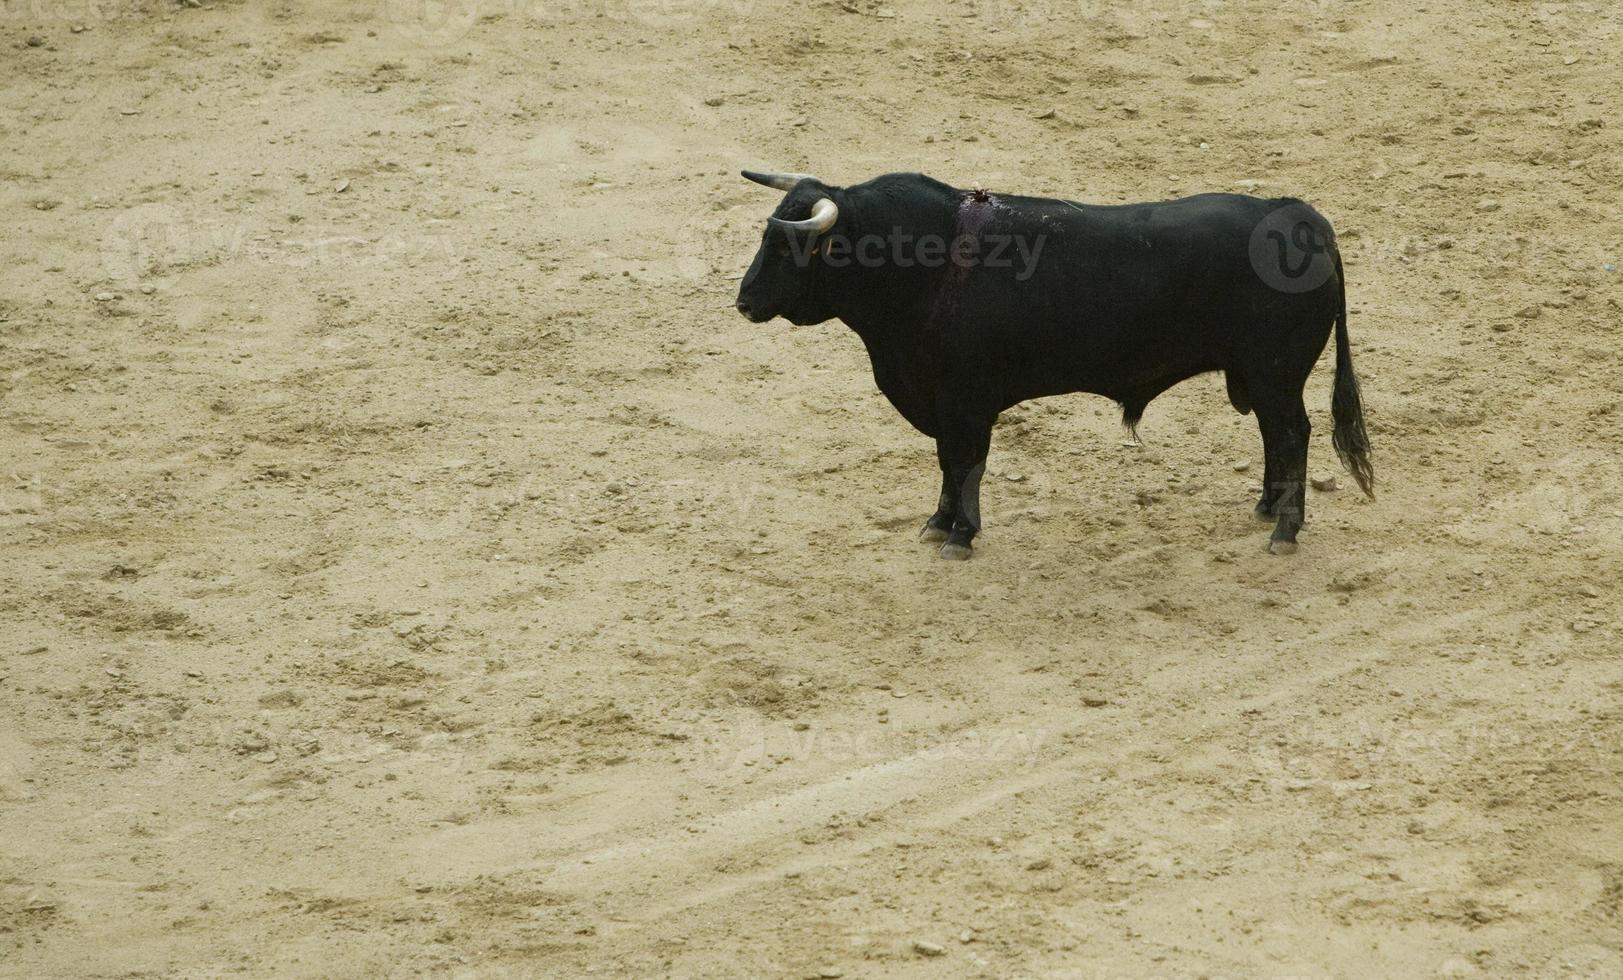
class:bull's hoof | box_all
[1267,539,1298,556]
[939,542,973,561]
[920,513,953,543]
[1253,500,1275,522]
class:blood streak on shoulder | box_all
[930,189,1007,324]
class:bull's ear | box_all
[742,170,817,191]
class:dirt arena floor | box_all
[2,0,1620,976]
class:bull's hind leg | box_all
[1254,393,1311,554]
[1227,373,1283,522]
[1254,456,1282,522]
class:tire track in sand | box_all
[400,600,1494,934]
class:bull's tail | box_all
[1329,249,1375,498]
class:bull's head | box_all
[735,170,841,326]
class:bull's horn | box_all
[768,197,839,234]
[741,169,817,191]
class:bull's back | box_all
[945,192,1338,402]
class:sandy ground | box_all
[2,0,1621,976]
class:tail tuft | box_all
[1121,400,1146,443]
[1330,250,1375,498]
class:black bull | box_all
[734,170,1373,559]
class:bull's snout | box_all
[736,298,770,322]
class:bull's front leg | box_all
[920,441,958,543]
[934,411,994,561]
[920,466,957,543]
